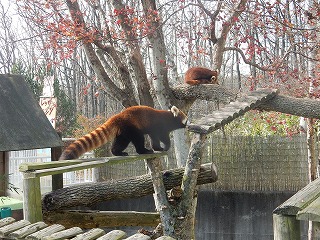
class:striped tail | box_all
[59,121,118,160]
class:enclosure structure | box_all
[273,176,320,240]
[0,74,62,205]
[13,88,279,240]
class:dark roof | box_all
[0,74,62,151]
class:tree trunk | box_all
[42,163,217,211]
[306,3,319,238]
[174,133,207,239]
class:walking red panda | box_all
[59,105,188,159]
[184,67,219,85]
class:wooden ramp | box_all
[0,217,174,240]
[187,88,279,134]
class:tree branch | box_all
[171,84,239,104]
[259,94,320,119]
[65,0,137,107]
[172,85,320,119]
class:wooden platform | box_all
[187,88,279,134]
[0,217,175,240]
[274,176,320,221]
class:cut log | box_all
[43,210,160,228]
[70,228,106,240]
[0,220,30,238]
[9,221,48,239]
[42,227,83,240]
[125,233,151,240]
[42,163,217,211]
[0,217,15,228]
[96,229,126,240]
[25,224,65,240]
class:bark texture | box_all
[172,85,320,119]
[42,163,217,211]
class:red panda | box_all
[184,67,219,85]
[59,105,187,159]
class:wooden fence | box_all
[101,134,314,192]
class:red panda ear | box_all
[170,106,179,117]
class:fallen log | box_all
[42,163,217,211]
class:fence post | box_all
[51,132,63,190]
[22,172,42,223]
[273,213,300,240]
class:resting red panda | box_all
[184,67,219,85]
[59,105,187,159]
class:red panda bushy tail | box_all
[59,120,118,160]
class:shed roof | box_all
[0,74,62,151]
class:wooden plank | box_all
[19,159,87,171]
[188,88,279,134]
[43,210,160,228]
[0,220,30,238]
[96,230,126,240]
[9,221,48,239]
[25,224,65,240]
[71,228,106,240]
[273,177,320,215]
[42,227,83,240]
[19,152,167,174]
[296,195,320,222]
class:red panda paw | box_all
[137,148,154,154]
[113,151,129,156]
[152,146,164,151]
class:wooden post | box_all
[22,172,43,223]
[51,132,63,190]
[273,214,301,240]
[0,152,8,195]
[308,221,320,239]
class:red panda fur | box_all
[184,67,219,85]
[59,105,187,160]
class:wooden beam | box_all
[274,177,320,215]
[19,152,167,173]
[296,195,320,222]
[43,210,160,228]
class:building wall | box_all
[97,191,307,240]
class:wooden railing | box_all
[19,152,167,223]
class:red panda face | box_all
[170,106,188,128]
[210,70,219,84]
